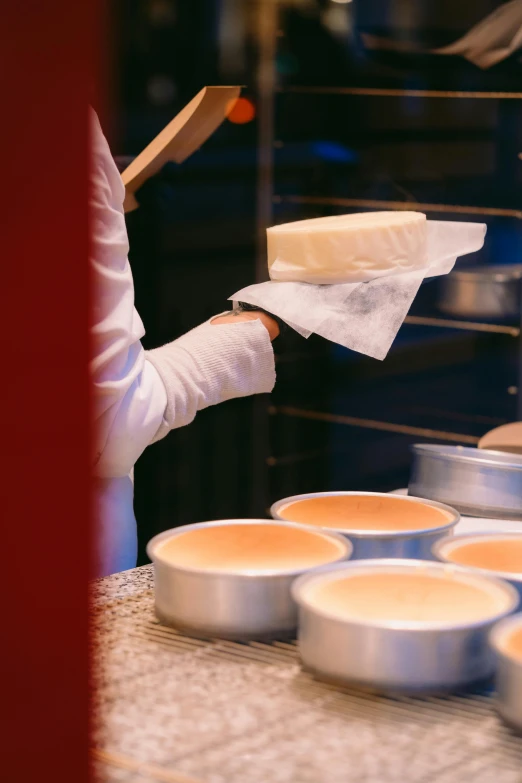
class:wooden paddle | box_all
[121,85,241,212]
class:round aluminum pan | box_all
[146,519,352,640]
[271,492,459,560]
[409,445,522,520]
[438,264,522,320]
[433,533,522,601]
[490,613,522,734]
[292,560,519,694]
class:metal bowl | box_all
[433,533,522,601]
[410,445,522,520]
[490,613,522,734]
[271,492,459,560]
[146,519,351,640]
[292,559,519,694]
[438,264,522,320]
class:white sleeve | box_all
[90,109,167,478]
[146,316,276,444]
[90,110,276,478]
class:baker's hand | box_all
[211,310,280,341]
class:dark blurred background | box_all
[106,0,522,564]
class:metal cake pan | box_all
[147,519,351,640]
[410,445,522,520]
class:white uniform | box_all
[90,110,275,576]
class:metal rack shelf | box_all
[279,86,522,101]
[403,316,520,337]
[269,405,480,445]
[274,194,522,221]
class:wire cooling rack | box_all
[92,577,522,783]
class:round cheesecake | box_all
[155,522,347,574]
[435,535,522,576]
[503,625,522,662]
[278,494,453,534]
[267,211,428,284]
[301,569,509,625]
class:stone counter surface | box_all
[92,566,522,783]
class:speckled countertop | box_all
[92,564,154,605]
[92,566,522,783]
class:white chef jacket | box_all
[90,110,276,577]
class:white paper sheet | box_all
[230,220,486,361]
